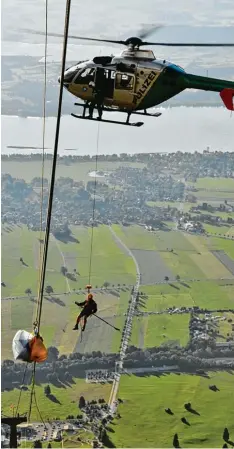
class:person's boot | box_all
[73,323,79,330]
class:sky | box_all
[2,0,234,65]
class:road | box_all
[108,225,141,412]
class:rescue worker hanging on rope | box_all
[73,292,97,331]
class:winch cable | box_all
[88,122,100,284]
[28,0,72,422]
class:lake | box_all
[1,107,234,157]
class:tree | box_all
[33,441,42,448]
[79,395,86,409]
[164,276,169,282]
[47,347,59,362]
[103,282,110,288]
[44,385,51,396]
[45,285,53,295]
[25,288,32,296]
[47,444,52,448]
[223,427,229,442]
[176,275,180,281]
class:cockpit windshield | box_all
[64,66,79,84]
[74,68,95,84]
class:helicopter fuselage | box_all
[61,48,234,112]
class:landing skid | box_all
[71,113,143,127]
[133,110,162,118]
[73,102,162,126]
[74,102,162,118]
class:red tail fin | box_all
[220,88,234,111]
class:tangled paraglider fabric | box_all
[12,330,48,363]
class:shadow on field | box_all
[102,431,116,448]
[179,281,191,289]
[47,393,62,405]
[45,296,66,307]
[181,417,190,426]
[54,233,80,244]
[132,371,212,380]
[110,291,120,298]
[134,371,171,379]
[168,283,180,290]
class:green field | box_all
[195,190,234,199]
[1,224,136,298]
[190,177,234,190]
[1,225,136,359]
[130,281,234,349]
[112,225,234,280]
[131,314,190,348]
[209,236,234,259]
[204,223,234,236]
[140,282,234,311]
[211,312,234,342]
[2,220,234,448]
[21,429,93,448]
[1,378,111,421]
[112,224,159,250]
[108,372,234,448]
[2,160,145,184]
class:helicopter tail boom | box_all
[184,73,234,110]
[185,73,234,92]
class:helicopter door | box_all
[113,72,135,107]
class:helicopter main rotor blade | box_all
[142,41,234,47]
[23,29,126,45]
[138,24,163,40]
[23,29,234,47]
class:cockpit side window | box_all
[74,68,95,84]
[115,73,135,90]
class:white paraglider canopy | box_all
[12,329,34,362]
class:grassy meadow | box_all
[189,177,234,191]
[1,159,145,184]
[2,196,234,448]
[1,224,136,359]
[131,314,190,348]
[1,378,112,421]
[107,372,234,448]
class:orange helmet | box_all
[87,293,93,300]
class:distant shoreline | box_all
[1,103,224,118]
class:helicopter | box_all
[27,27,234,127]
